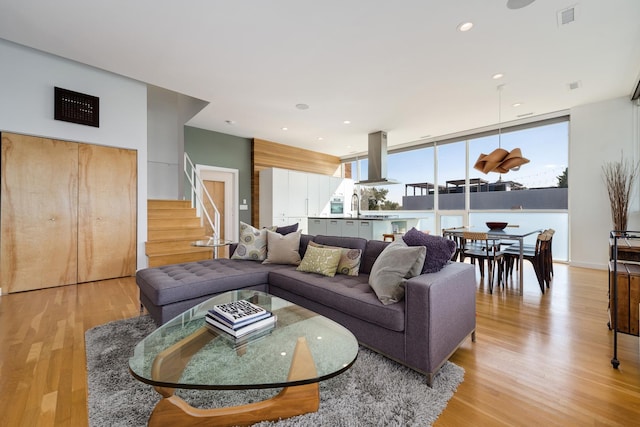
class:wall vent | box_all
[557,6,576,26]
[54,87,99,127]
[568,81,582,91]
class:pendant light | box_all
[473,85,529,174]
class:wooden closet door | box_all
[77,144,137,283]
[1,133,79,292]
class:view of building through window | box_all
[350,120,569,211]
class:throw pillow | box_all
[262,230,302,265]
[276,223,299,235]
[231,222,268,261]
[296,245,343,277]
[308,241,362,276]
[402,227,456,273]
[368,243,426,305]
[388,238,425,278]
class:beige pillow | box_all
[231,222,268,261]
[308,241,362,276]
[369,243,426,305]
[296,245,343,277]
[262,230,302,265]
[388,239,424,278]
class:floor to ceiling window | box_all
[347,117,569,260]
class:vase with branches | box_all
[602,155,639,233]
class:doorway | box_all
[195,165,239,257]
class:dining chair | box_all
[461,231,505,293]
[442,227,466,261]
[503,231,552,293]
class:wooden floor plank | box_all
[0,265,638,426]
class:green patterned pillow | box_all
[296,245,343,277]
[308,241,362,276]
[231,222,268,261]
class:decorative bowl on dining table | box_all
[486,221,508,230]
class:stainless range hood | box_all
[355,131,400,186]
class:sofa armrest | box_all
[403,262,476,374]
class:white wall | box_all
[0,39,149,270]
[569,96,640,269]
[147,85,208,200]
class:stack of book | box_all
[205,299,276,344]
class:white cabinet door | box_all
[326,219,341,236]
[357,220,373,240]
[260,168,288,228]
[288,170,308,217]
[307,173,327,217]
[342,219,359,237]
[272,168,290,218]
[308,218,327,235]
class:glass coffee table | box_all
[129,290,359,426]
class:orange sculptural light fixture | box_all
[473,85,529,174]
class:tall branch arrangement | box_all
[602,156,639,232]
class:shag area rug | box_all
[86,315,463,427]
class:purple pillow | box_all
[276,223,299,235]
[402,227,456,273]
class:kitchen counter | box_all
[307,217,422,240]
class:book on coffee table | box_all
[205,312,276,338]
[205,319,276,349]
[209,299,269,327]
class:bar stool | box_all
[383,234,395,242]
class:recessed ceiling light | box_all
[512,102,522,107]
[317,137,324,141]
[492,73,504,80]
[343,120,351,125]
[457,22,474,32]
[225,120,235,125]
[295,103,309,110]
[507,0,536,10]
[281,127,288,131]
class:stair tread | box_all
[146,246,213,256]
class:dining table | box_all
[442,226,543,295]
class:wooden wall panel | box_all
[1,133,79,292]
[252,139,342,226]
[78,144,137,283]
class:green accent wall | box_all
[184,126,252,224]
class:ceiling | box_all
[1,0,639,158]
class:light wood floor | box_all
[0,263,638,426]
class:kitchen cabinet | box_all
[305,217,420,240]
[308,218,327,235]
[259,167,351,230]
[288,170,308,217]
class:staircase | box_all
[145,199,213,267]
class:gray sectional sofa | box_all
[136,233,476,385]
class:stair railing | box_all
[184,152,220,241]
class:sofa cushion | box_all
[360,240,390,274]
[308,241,362,276]
[296,245,343,277]
[368,242,426,305]
[262,230,302,265]
[136,259,291,306]
[231,222,268,261]
[268,269,405,332]
[276,222,299,235]
[312,235,368,252]
[402,227,456,273]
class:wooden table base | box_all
[148,336,319,427]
